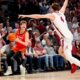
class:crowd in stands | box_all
[0,0,80,76]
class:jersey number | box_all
[60,17,64,22]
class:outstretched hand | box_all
[18,15,25,18]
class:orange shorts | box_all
[12,46,26,55]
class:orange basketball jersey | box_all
[12,29,28,53]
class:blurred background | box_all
[0,0,80,76]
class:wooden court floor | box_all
[0,70,80,80]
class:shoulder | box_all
[46,12,54,17]
[59,11,64,14]
[59,11,65,17]
[45,13,55,21]
[16,29,20,34]
[25,31,29,35]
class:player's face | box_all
[20,23,27,29]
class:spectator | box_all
[74,29,79,41]
[36,20,46,34]
[77,26,80,41]
[48,29,58,46]
[67,17,73,29]
[54,31,61,46]
[33,31,41,42]
[44,39,58,70]
[72,17,79,29]
[0,41,15,75]
[26,41,36,74]
[39,2,49,14]
[75,40,80,55]
[71,28,79,41]
[41,33,49,46]
[13,22,19,32]
[0,22,4,32]
[0,34,6,49]
[34,40,46,71]
[72,41,80,60]
[75,2,80,22]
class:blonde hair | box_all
[20,20,27,25]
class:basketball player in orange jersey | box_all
[3,21,29,75]
[11,20,30,75]
[12,20,29,59]
[19,0,80,73]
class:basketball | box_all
[7,33,16,42]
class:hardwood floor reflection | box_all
[0,70,80,80]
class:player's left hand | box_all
[15,38,20,42]
[18,15,25,18]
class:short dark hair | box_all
[19,20,27,25]
[51,3,60,11]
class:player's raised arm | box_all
[18,13,55,20]
[59,0,68,14]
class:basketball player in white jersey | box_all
[19,0,80,73]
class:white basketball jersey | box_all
[51,12,73,39]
